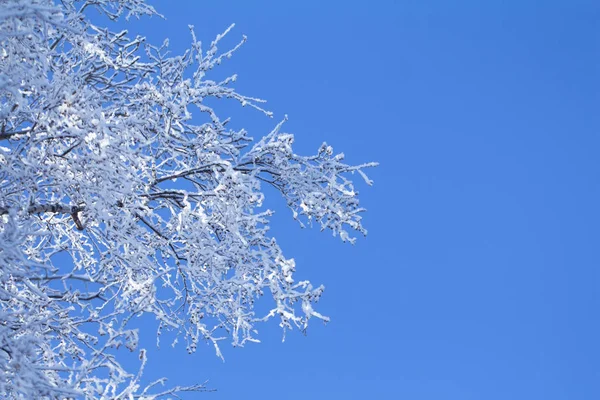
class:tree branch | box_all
[0,203,85,216]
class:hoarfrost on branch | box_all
[0,0,377,397]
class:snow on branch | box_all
[0,0,376,398]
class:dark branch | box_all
[0,203,84,216]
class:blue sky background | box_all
[108,1,599,398]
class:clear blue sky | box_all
[113,1,599,398]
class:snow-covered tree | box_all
[0,0,376,397]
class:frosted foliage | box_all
[0,0,376,398]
